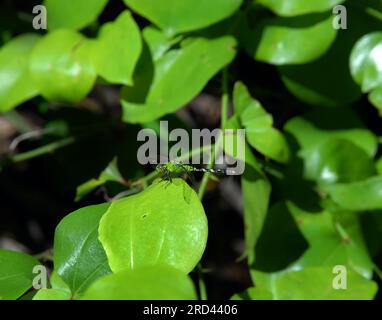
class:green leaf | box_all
[243,13,336,65]
[82,266,197,300]
[350,32,382,93]
[279,7,380,107]
[246,267,377,300]
[33,272,71,300]
[257,0,345,17]
[121,35,236,123]
[54,203,112,297]
[33,289,71,300]
[29,30,97,103]
[325,176,382,211]
[253,202,308,272]
[0,249,39,300]
[0,34,41,112]
[122,0,242,36]
[288,202,374,278]
[233,82,290,162]
[44,0,108,30]
[241,145,271,264]
[75,158,126,202]
[92,11,142,85]
[302,139,375,185]
[99,179,208,274]
[369,86,382,114]
[284,109,378,158]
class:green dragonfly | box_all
[155,161,226,183]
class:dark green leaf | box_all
[54,203,112,297]
[0,249,39,300]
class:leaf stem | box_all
[7,137,75,164]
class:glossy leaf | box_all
[279,7,380,106]
[241,145,271,263]
[325,176,382,211]
[257,0,345,17]
[369,86,382,113]
[244,13,336,65]
[0,34,40,112]
[350,32,382,93]
[99,179,208,274]
[33,289,71,300]
[233,82,290,162]
[284,109,378,158]
[32,272,71,300]
[54,203,112,297]
[122,0,242,36]
[44,0,108,30]
[288,202,374,278]
[245,267,377,300]
[29,30,97,103]
[121,35,236,123]
[92,11,142,85]
[82,266,197,300]
[302,139,375,185]
[253,202,308,272]
[0,249,39,300]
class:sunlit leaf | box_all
[29,30,97,103]
[121,34,236,123]
[44,0,108,30]
[82,266,197,300]
[122,0,242,36]
[99,179,208,274]
[92,11,142,85]
[0,34,40,112]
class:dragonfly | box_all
[155,160,226,184]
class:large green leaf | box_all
[92,11,142,85]
[0,249,39,300]
[29,30,97,103]
[279,6,380,106]
[256,0,345,17]
[288,202,374,278]
[241,145,271,264]
[302,139,375,185]
[284,109,378,158]
[0,34,40,112]
[44,0,108,30]
[82,266,197,300]
[54,203,112,297]
[243,13,336,65]
[236,267,377,300]
[121,34,236,123]
[99,179,208,274]
[350,32,382,93]
[233,82,290,162]
[325,176,382,211]
[253,202,308,272]
[122,0,242,36]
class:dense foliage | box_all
[1,0,382,300]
